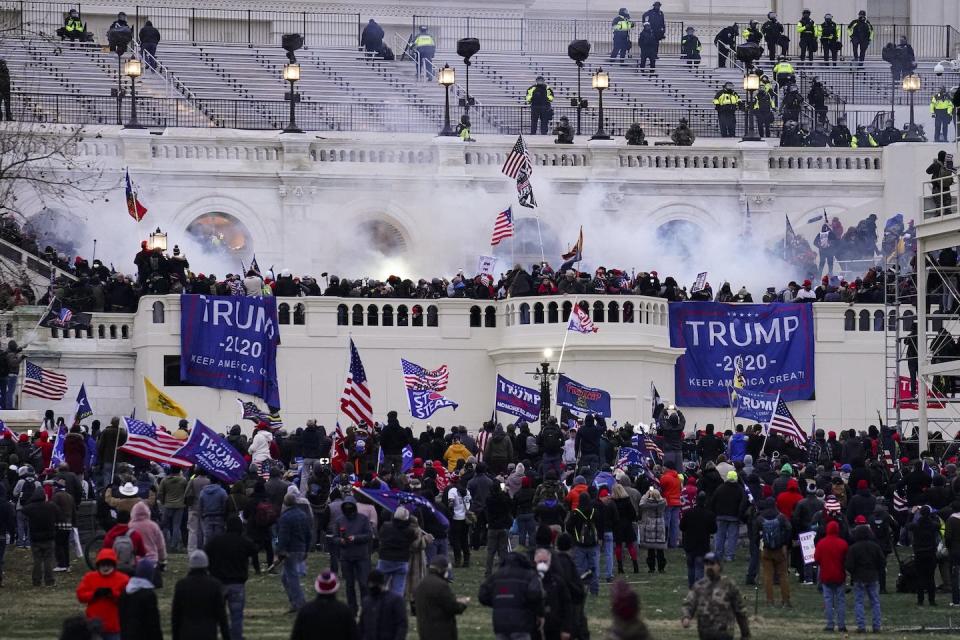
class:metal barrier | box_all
[777,23,957,61]
[410,15,685,55]
[0,0,78,37]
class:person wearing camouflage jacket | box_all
[681,553,750,640]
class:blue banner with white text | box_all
[407,389,459,420]
[175,419,246,483]
[669,302,815,407]
[180,295,281,407]
[734,388,778,424]
[495,374,541,423]
[556,374,612,417]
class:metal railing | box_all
[410,15,685,55]
[777,23,958,61]
[0,1,361,47]
[797,68,957,106]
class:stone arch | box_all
[171,194,276,258]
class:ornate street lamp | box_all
[123,58,145,129]
[902,74,923,141]
[741,72,762,142]
[149,227,167,252]
[591,68,611,140]
[528,347,561,423]
[282,63,303,134]
[437,63,456,136]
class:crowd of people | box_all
[2,406,960,639]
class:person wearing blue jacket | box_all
[727,425,749,463]
[277,493,312,612]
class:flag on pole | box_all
[249,255,261,277]
[784,214,798,260]
[616,447,645,470]
[561,227,584,261]
[22,361,68,400]
[567,305,598,334]
[340,339,373,427]
[651,382,663,421]
[490,207,515,246]
[144,377,188,419]
[769,393,806,448]
[236,399,282,428]
[39,298,91,330]
[354,486,449,528]
[401,359,449,392]
[49,421,67,469]
[75,384,93,422]
[119,418,193,467]
[501,136,537,208]
[125,168,148,222]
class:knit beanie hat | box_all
[188,550,209,570]
[315,570,340,594]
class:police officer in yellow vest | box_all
[931,87,954,142]
[526,75,554,135]
[713,81,741,137]
[773,56,795,88]
[56,9,91,42]
[610,8,634,62]
[796,10,817,62]
[413,25,436,80]
[742,20,763,44]
[818,14,841,65]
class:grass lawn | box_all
[2,545,958,639]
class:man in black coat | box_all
[291,570,359,640]
[206,516,258,640]
[680,492,716,587]
[379,411,408,474]
[696,424,725,464]
[414,556,467,640]
[138,20,160,69]
[171,550,230,640]
[359,569,407,640]
[534,548,574,640]
[484,482,514,577]
[361,19,385,55]
[478,552,544,638]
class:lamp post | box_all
[123,58,145,129]
[741,72,761,142]
[591,67,611,140]
[149,227,167,252]
[527,348,560,423]
[438,63,456,136]
[902,73,923,141]
[282,63,303,134]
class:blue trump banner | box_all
[734,388,778,424]
[556,374,612,417]
[355,486,449,529]
[495,375,541,423]
[668,302,815,407]
[180,295,281,408]
[176,419,246,483]
[407,389,459,420]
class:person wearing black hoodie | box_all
[846,480,876,526]
[845,524,884,632]
[909,506,941,606]
[22,489,60,586]
[171,550,230,640]
[484,482,514,577]
[119,559,163,640]
[575,414,602,472]
[380,411,408,475]
[359,569,408,640]
[478,552,544,638]
[680,492,716,587]
[206,516,259,640]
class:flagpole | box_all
[535,215,546,265]
[760,391,779,456]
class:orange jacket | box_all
[75,549,130,634]
[565,483,589,510]
[659,469,682,506]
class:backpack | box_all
[576,509,598,547]
[541,427,563,455]
[761,515,785,550]
[525,435,539,456]
[536,482,560,506]
[255,501,279,528]
[113,533,136,573]
[16,479,35,507]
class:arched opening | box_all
[185,211,254,262]
[484,306,496,327]
[623,301,635,323]
[351,304,364,326]
[121,325,129,339]
[592,301,604,323]
[278,303,291,325]
[412,305,424,327]
[109,325,117,339]
[608,301,620,323]
[533,302,545,324]
[98,325,105,339]
[873,310,884,331]
[548,302,559,324]
[470,305,481,328]
[293,303,306,325]
[844,309,856,331]
[519,303,531,325]
[397,305,409,326]
[858,309,870,331]
[382,304,394,327]
[337,304,348,326]
[367,304,379,326]
[356,219,407,257]
[152,301,165,324]
[562,301,573,322]
[655,219,706,260]
[427,305,439,327]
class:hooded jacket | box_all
[478,552,544,635]
[129,501,167,563]
[775,479,803,520]
[814,520,848,585]
[845,526,885,583]
[76,549,130,634]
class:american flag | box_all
[892,491,908,514]
[119,417,192,467]
[22,361,68,400]
[616,446,645,470]
[340,339,373,427]
[501,135,532,178]
[237,399,283,428]
[490,207,514,246]
[769,394,806,448]
[401,358,449,392]
[567,305,598,334]
[882,448,897,474]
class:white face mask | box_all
[536,562,550,574]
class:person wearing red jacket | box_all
[76,548,130,640]
[36,431,53,470]
[103,511,148,571]
[814,520,849,632]
[776,478,803,519]
[659,461,682,548]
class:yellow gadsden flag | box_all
[144,376,188,419]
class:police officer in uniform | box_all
[773,56,795,88]
[413,26,436,80]
[819,13,841,66]
[610,8,634,62]
[829,117,854,147]
[713,82,741,137]
[526,75,554,135]
[681,26,702,67]
[57,9,91,42]
[780,84,803,124]
[714,23,738,68]
[752,75,776,138]
[637,22,659,71]
[742,20,763,45]
[931,87,954,142]
[641,2,667,58]
[796,9,817,63]
[848,10,873,66]
[761,12,786,62]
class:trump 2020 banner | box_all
[495,375,541,423]
[668,302,815,407]
[176,419,246,483]
[179,295,281,407]
[734,388,778,424]
[556,374,612,417]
